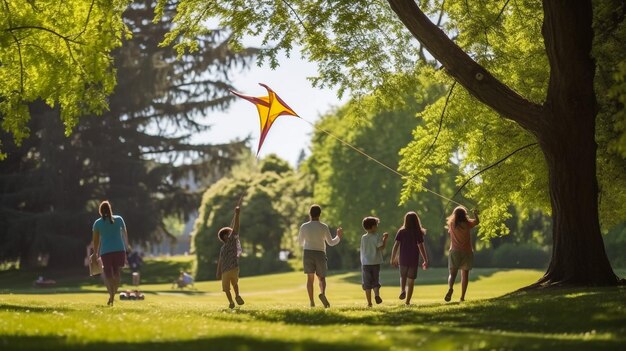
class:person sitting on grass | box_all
[390,211,429,306]
[216,206,245,309]
[360,216,389,307]
[444,206,480,303]
[172,271,194,289]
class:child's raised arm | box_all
[231,206,241,237]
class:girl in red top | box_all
[445,206,479,302]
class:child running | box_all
[444,206,479,302]
[390,211,429,305]
[216,206,245,309]
[360,216,389,307]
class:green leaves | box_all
[0,0,129,152]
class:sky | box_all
[192,53,348,166]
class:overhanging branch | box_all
[386,0,544,133]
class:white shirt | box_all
[298,220,340,252]
[360,232,384,265]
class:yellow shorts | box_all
[221,267,240,292]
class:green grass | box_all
[1,262,625,351]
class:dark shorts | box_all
[361,264,381,290]
[303,250,328,277]
[101,251,126,278]
[400,265,419,280]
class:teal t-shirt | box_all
[93,215,127,255]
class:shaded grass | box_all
[1,262,625,351]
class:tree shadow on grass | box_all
[239,286,626,335]
[339,268,503,286]
[0,335,387,351]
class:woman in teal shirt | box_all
[92,200,130,306]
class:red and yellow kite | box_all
[230,83,299,155]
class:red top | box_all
[449,219,478,252]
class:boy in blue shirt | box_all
[360,216,389,307]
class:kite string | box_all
[300,118,465,207]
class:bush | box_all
[238,256,292,276]
[473,249,494,267]
[604,223,626,268]
[491,243,550,268]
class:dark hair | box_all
[362,216,379,230]
[99,200,115,224]
[309,205,321,219]
[402,211,425,235]
[447,206,469,229]
[218,227,232,242]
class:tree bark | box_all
[535,0,618,286]
[386,0,620,285]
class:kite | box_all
[230,83,300,155]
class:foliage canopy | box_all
[0,0,129,156]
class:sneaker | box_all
[235,295,245,305]
[318,293,330,308]
[375,296,383,304]
[399,291,406,300]
[229,302,235,309]
[444,288,454,302]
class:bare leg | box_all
[400,276,407,294]
[448,268,458,290]
[406,278,415,305]
[224,290,235,307]
[365,289,372,306]
[460,270,469,301]
[445,268,458,302]
[373,286,380,297]
[306,273,315,306]
[102,274,114,304]
[233,282,240,297]
[112,268,121,295]
[318,275,326,295]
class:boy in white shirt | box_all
[360,216,389,307]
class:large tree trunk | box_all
[535,0,619,286]
[386,0,621,286]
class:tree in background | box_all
[163,0,625,286]
[0,0,128,157]
[0,0,255,268]
[304,75,456,268]
[193,154,311,280]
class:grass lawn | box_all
[1,260,624,351]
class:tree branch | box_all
[4,26,83,44]
[418,80,456,163]
[452,142,538,200]
[386,0,544,133]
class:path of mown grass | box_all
[1,265,624,351]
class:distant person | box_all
[390,211,429,306]
[297,204,343,308]
[128,251,143,273]
[216,206,245,309]
[360,216,389,307]
[173,271,194,289]
[92,200,130,306]
[445,206,479,302]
